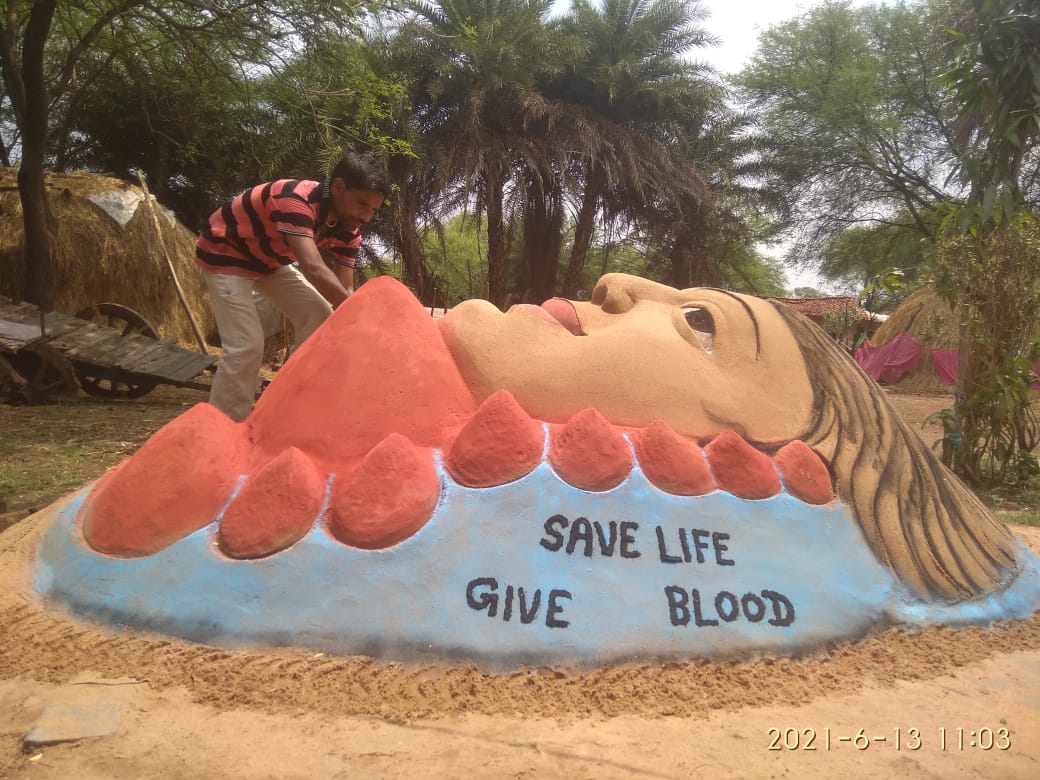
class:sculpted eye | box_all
[682,306,715,354]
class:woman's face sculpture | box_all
[51,270,1033,666]
[439,273,814,443]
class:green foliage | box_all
[923,1,1040,487]
[929,210,1040,485]
[820,219,934,310]
[790,286,823,298]
[419,213,489,304]
[736,0,971,260]
[717,247,788,297]
[942,0,1040,221]
[857,266,912,314]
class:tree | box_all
[933,0,1040,484]
[818,219,933,309]
[0,0,364,308]
[548,0,716,295]
[791,286,823,298]
[943,0,1040,220]
[735,0,974,266]
[54,38,273,228]
[419,213,488,304]
[403,0,557,306]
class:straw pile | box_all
[869,285,957,392]
[0,169,214,348]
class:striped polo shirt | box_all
[195,179,362,278]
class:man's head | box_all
[328,152,391,229]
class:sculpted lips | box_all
[514,298,584,335]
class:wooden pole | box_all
[135,172,209,354]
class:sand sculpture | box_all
[35,274,1040,668]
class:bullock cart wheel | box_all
[73,303,161,399]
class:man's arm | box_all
[285,233,352,308]
[331,263,355,293]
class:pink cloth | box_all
[860,341,1040,388]
[929,349,958,385]
[854,333,925,384]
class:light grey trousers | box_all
[204,265,332,421]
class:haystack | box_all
[0,169,214,348]
[868,286,957,392]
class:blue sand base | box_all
[35,463,1040,670]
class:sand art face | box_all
[440,273,813,443]
[33,274,1040,668]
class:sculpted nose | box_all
[590,273,637,314]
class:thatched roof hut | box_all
[865,286,957,392]
[0,169,213,348]
[872,286,958,349]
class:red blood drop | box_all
[445,389,544,487]
[218,447,326,559]
[703,429,781,500]
[774,441,834,505]
[549,408,633,491]
[327,433,439,549]
[631,420,715,496]
[81,403,248,556]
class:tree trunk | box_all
[388,158,434,303]
[562,163,604,297]
[519,176,564,303]
[15,1,59,309]
[484,168,509,308]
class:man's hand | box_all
[285,233,351,308]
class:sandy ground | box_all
[1,390,1038,778]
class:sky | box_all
[696,0,814,75]
[696,1,853,292]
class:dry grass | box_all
[0,169,214,347]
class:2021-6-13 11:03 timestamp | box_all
[767,727,1011,751]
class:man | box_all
[196,151,391,420]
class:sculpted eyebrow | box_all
[708,289,762,360]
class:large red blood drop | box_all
[703,429,781,500]
[631,420,715,496]
[218,447,326,559]
[327,433,439,549]
[549,408,632,491]
[81,403,248,556]
[445,389,544,487]
[775,440,834,505]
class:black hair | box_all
[329,151,392,198]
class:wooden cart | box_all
[0,296,216,403]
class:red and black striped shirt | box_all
[195,179,361,278]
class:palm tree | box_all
[404,0,557,306]
[546,0,717,294]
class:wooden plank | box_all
[2,295,216,385]
[0,301,43,323]
[45,322,105,351]
[0,320,45,348]
[37,312,93,340]
[0,336,28,352]
[109,338,170,371]
[129,349,215,382]
[163,354,217,383]
[80,331,163,367]
[1,300,99,344]
[53,328,128,363]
